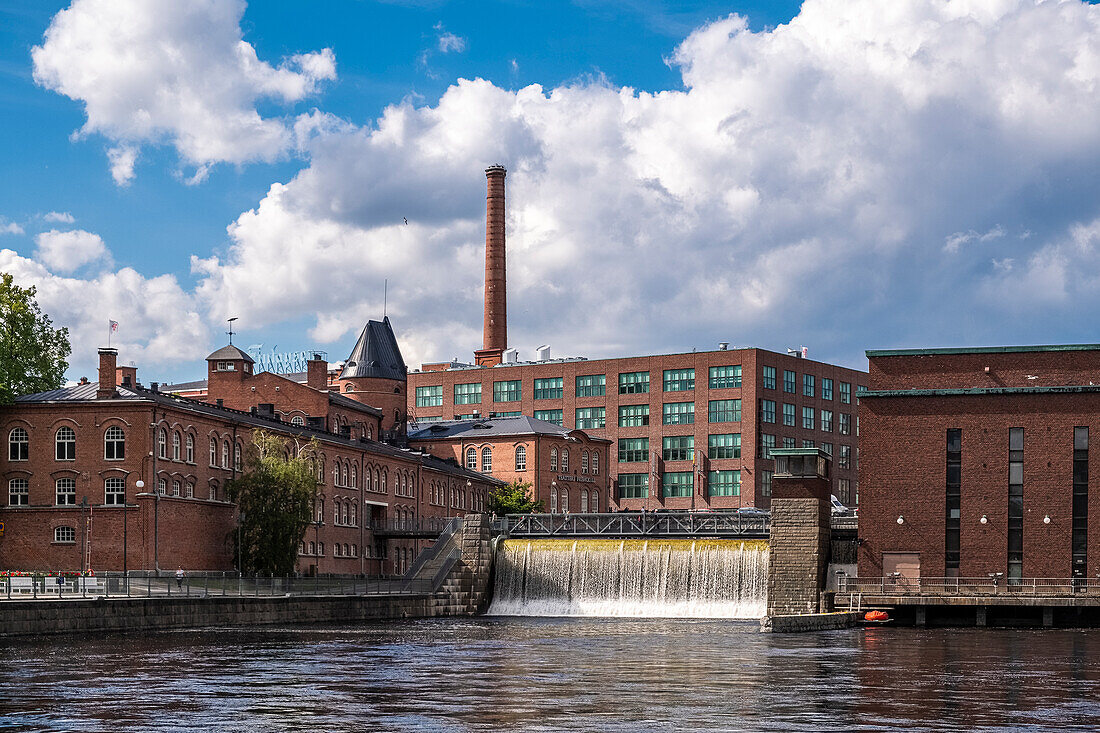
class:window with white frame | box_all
[515,445,527,471]
[481,446,492,472]
[172,432,181,460]
[561,449,569,471]
[209,437,217,466]
[550,447,558,471]
[54,526,76,544]
[8,478,28,505]
[55,477,76,505]
[158,428,167,459]
[186,434,194,463]
[592,451,599,475]
[104,426,125,460]
[55,426,76,461]
[222,440,230,468]
[581,451,589,473]
[9,427,28,461]
[465,447,477,470]
[172,480,181,497]
[104,477,125,505]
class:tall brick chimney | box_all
[97,348,118,399]
[306,353,328,391]
[474,164,507,367]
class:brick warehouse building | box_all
[407,165,867,511]
[409,416,612,513]
[0,344,497,575]
[858,343,1100,582]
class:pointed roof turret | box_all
[340,317,406,381]
[206,344,255,364]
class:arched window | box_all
[309,541,316,555]
[291,415,305,427]
[158,428,167,459]
[344,543,350,557]
[515,445,527,471]
[185,482,194,498]
[561,449,569,472]
[580,489,589,513]
[317,497,325,523]
[104,477,124,504]
[352,543,358,557]
[394,475,400,493]
[334,502,340,524]
[334,464,341,486]
[172,432,181,460]
[590,491,598,513]
[351,464,357,487]
[350,503,357,526]
[234,443,241,471]
[550,447,558,471]
[345,384,353,392]
[550,488,557,514]
[104,426,125,460]
[54,526,76,543]
[222,440,230,469]
[561,490,569,514]
[342,463,349,486]
[209,437,217,466]
[581,451,589,474]
[465,447,477,470]
[55,426,76,461]
[172,480,181,497]
[481,446,492,472]
[157,478,166,495]
[342,502,349,524]
[9,427,29,461]
[209,482,218,501]
[335,543,342,557]
[592,451,599,476]
[55,477,76,505]
[367,425,373,440]
[318,542,324,556]
[186,434,194,463]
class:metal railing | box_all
[367,516,456,534]
[0,573,436,601]
[403,517,463,581]
[837,576,1100,598]
[499,511,770,538]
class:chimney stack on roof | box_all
[307,353,328,391]
[475,164,508,366]
[97,348,118,399]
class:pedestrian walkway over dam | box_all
[497,511,857,539]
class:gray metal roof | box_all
[408,415,610,443]
[16,383,142,402]
[205,344,255,363]
[340,317,406,381]
[328,390,383,417]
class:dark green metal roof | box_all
[768,447,830,458]
[867,344,1100,358]
[861,385,1100,398]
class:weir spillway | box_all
[488,538,768,618]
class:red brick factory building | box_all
[858,344,1100,582]
[408,165,867,511]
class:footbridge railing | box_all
[498,511,770,539]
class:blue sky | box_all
[2,0,1100,384]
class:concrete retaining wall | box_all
[761,611,861,633]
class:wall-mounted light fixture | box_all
[980,514,989,524]
[1044,515,1051,524]
[896,515,905,525]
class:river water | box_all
[2,618,1099,731]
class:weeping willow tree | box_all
[226,431,318,574]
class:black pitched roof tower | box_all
[337,316,409,439]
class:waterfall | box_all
[488,538,768,618]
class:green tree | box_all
[0,273,70,404]
[226,431,319,574]
[487,480,544,515]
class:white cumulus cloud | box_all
[0,219,23,235]
[43,211,75,224]
[34,229,108,272]
[32,0,336,184]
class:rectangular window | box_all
[619,473,649,499]
[708,399,741,423]
[840,382,851,404]
[708,470,741,497]
[662,402,695,425]
[760,434,775,458]
[415,385,443,408]
[493,380,522,402]
[801,439,815,448]
[454,382,482,405]
[782,437,796,449]
[802,406,815,430]
[820,410,833,432]
[761,400,776,423]
[709,365,742,389]
[575,407,606,430]
[708,433,741,460]
[762,366,776,390]
[946,429,961,575]
[534,377,563,400]
[619,371,650,394]
[618,437,649,463]
[803,374,815,397]
[839,413,851,435]
[821,378,833,401]
[534,409,563,426]
[782,403,796,427]
[662,471,693,498]
[55,479,76,506]
[493,411,521,417]
[1073,427,1089,578]
[662,435,694,462]
[618,404,650,427]
[838,445,852,469]
[821,442,833,456]
[783,370,796,393]
[663,368,695,392]
[1008,427,1024,581]
[576,374,606,397]
[838,477,851,505]
[761,470,773,497]
[455,412,480,420]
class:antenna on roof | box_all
[227,317,238,345]
[383,279,388,318]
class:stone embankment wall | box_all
[762,611,860,633]
[767,497,830,616]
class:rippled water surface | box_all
[3,619,1100,731]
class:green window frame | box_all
[761,400,776,423]
[618,404,650,427]
[821,378,833,401]
[820,410,833,432]
[708,433,741,460]
[662,435,694,461]
[708,470,741,497]
[619,371,650,394]
[534,409,563,426]
[760,433,775,458]
[663,368,695,392]
[534,377,563,400]
[618,473,649,499]
[618,438,649,463]
[801,439,815,448]
[708,399,741,423]
[415,385,443,408]
[494,411,521,418]
[576,374,606,397]
[840,382,851,404]
[783,370,796,393]
[782,403,796,427]
[802,406,815,430]
[708,365,742,389]
[803,374,815,397]
[454,382,482,405]
[762,366,776,390]
[455,412,479,420]
[575,407,606,430]
[783,437,796,448]
[761,470,773,497]
[493,380,522,403]
[662,402,695,425]
[839,413,851,435]
[662,471,693,498]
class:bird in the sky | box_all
[403,217,408,225]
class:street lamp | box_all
[130,480,143,583]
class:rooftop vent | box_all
[718,342,729,351]
[504,348,519,363]
[536,344,551,361]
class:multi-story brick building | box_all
[409,415,611,512]
[858,343,1100,582]
[0,344,497,576]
